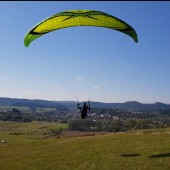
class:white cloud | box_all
[93,86,100,90]
[76,76,84,80]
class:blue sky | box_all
[0,1,170,103]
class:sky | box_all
[0,1,170,104]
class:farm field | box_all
[0,106,56,113]
[0,121,170,170]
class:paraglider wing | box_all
[24,10,138,47]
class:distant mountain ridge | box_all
[0,97,170,111]
[0,97,69,111]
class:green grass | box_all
[0,122,170,170]
[0,105,57,112]
[36,108,56,112]
[0,106,29,112]
[0,121,68,141]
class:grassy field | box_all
[0,121,170,170]
[0,106,30,112]
[0,106,56,112]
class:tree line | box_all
[0,109,34,122]
[68,118,169,132]
[0,107,169,132]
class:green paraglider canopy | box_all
[24,10,138,47]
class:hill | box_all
[0,97,170,111]
[0,121,170,170]
[0,97,68,111]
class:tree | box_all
[68,119,82,130]
[136,119,149,129]
[124,119,136,130]
[96,120,102,131]
[108,120,123,132]
[50,128,63,138]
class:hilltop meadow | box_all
[0,121,170,170]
